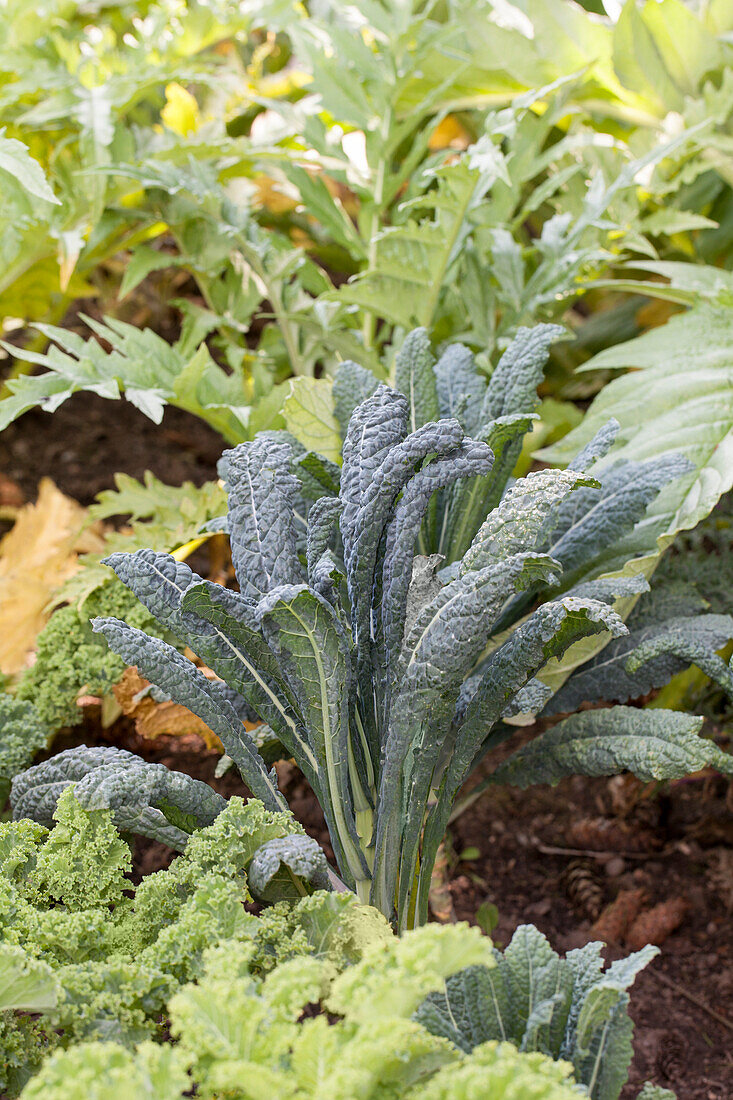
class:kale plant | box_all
[2,779,667,1100]
[0,697,48,807]
[15,580,173,733]
[0,790,388,1094]
[92,325,733,929]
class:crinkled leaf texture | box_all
[11,746,228,852]
[248,834,331,903]
[17,922,579,1100]
[92,325,713,928]
[491,707,733,789]
[545,574,733,714]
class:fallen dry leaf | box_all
[591,887,647,945]
[0,472,24,510]
[626,897,689,950]
[114,666,225,750]
[429,842,457,924]
[0,479,105,675]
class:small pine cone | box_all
[567,816,661,853]
[656,1031,686,1083]
[626,897,689,950]
[591,887,647,945]
[562,859,604,921]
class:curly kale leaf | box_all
[16,578,174,733]
[0,945,57,1012]
[0,795,348,1080]
[0,697,49,804]
[18,1040,190,1100]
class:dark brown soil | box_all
[0,391,222,506]
[5,390,733,1100]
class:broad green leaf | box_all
[540,304,733,549]
[0,945,57,1012]
[0,131,60,204]
[283,378,341,464]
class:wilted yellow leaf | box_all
[161,82,199,136]
[428,115,471,151]
[0,479,105,675]
[253,174,298,214]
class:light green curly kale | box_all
[15,579,175,732]
[20,923,581,1100]
[635,1086,676,1100]
[18,1041,190,1100]
[0,792,367,1093]
[3,793,645,1100]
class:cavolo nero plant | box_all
[2,766,659,1100]
[87,324,733,930]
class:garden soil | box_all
[4,390,732,1100]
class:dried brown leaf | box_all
[591,887,647,945]
[626,897,689,950]
[0,473,24,509]
[114,666,224,750]
[0,479,105,674]
[428,842,457,924]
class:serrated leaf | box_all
[541,305,733,558]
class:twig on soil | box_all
[535,842,659,860]
[647,969,733,1032]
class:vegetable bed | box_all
[3,398,730,1099]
